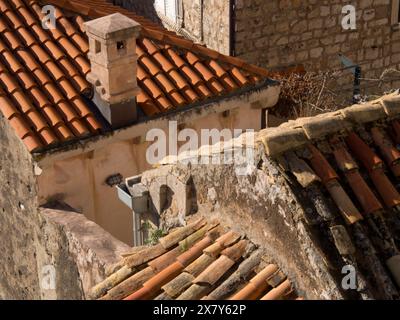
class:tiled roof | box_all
[259,91,400,299]
[89,218,296,300]
[0,0,276,153]
[0,0,102,152]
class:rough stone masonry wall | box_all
[234,0,400,97]
[37,208,131,299]
[111,0,160,22]
[114,0,231,54]
[201,0,230,55]
[114,0,400,99]
[164,0,231,54]
[181,0,202,41]
[0,113,41,299]
[146,144,348,299]
[0,113,128,299]
[0,111,81,300]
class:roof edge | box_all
[32,79,279,161]
[258,91,400,157]
[41,0,294,78]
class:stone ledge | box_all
[155,92,400,162]
[40,208,130,266]
[39,207,131,297]
[258,91,400,157]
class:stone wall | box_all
[0,113,128,299]
[115,0,231,54]
[0,113,41,299]
[181,0,202,40]
[111,0,160,22]
[234,0,400,96]
[137,142,348,299]
[38,208,131,299]
[201,0,230,55]
[111,1,400,98]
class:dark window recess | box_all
[105,173,123,187]
[222,110,230,118]
[95,40,101,54]
[117,41,126,51]
[261,108,267,129]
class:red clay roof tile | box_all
[261,94,400,295]
[193,255,235,286]
[305,144,364,224]
[0,0,272,153]
[345,132,383,172]
[345,170,383,215]
[91,219,296,301]
[369,168,400,209]
[333,146,359,172]
[391,120,400,144]
[308,144,339,184]
[260,279,292,300]
[371,127,400,173]
[229,264,278,300]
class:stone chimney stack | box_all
[85,13,141,128]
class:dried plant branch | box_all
[273,71,340,119]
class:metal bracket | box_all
[339,53,361,104]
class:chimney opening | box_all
[117,40,127,53]
[222,110,230,118]
[95,40,101,54]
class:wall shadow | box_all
[111,0,162,24]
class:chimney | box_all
[84,13,141,129]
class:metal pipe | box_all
[116,183,146,246]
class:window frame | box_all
[155,0,183,26]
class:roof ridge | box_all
[258,91,400,157]
[40,0,276,78]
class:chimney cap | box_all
[84,13,141,40]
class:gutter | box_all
[116,176,150,246]
[33,78,280,160]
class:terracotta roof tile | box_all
[260,279,292,300]
[0,0,274,153]
[193,255,235,286]
[306,145,364,224]
[90,219,296,301]
[332,145,359,172]
[307,145,339,185]
[177,235,214,267]
[370,127,400,174]
[391,120,400,144]
[345,170,383,215]
[369,168,400,209]
[259,92,400,296]
[229,264,278,300]
[0,1,99,145]
[345,132,384,171]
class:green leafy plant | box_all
[143,221,167,246]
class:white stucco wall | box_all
[36,86,279,245]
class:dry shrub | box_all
[273,71,347,119]
[272,67,400,121]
